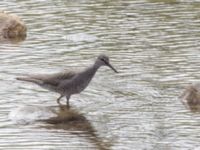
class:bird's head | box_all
[95,54,118,73]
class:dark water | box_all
[0,0,200,149]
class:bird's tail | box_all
[16,77,43,85]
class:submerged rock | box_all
[9,105,56,124]
[180,83,200,111]
[0,11,27,42]
[64,33,98,42]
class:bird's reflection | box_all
[40,105,111,150]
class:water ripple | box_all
[0,0,200,150]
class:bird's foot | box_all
[66,104,70,110]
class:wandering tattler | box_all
[16,54,118,107]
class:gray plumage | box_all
[16,54,118,107]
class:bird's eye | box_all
[100,58,105,62]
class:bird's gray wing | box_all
[29,71,76,86]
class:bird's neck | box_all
[83,62,100,77]
[71,62,101,93]
[77,62,100,82]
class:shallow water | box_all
[0,0,200,149]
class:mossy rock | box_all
[180,83,200,112]
[0,11,27,42]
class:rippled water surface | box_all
[1,0,200,149]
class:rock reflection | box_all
[41,105,111,150]
[180,83,200,112]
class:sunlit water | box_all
[0,0,200,150]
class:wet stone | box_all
[0,11,27,42]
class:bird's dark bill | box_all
[107,63,118,73]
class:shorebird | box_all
[16,54,118,107]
